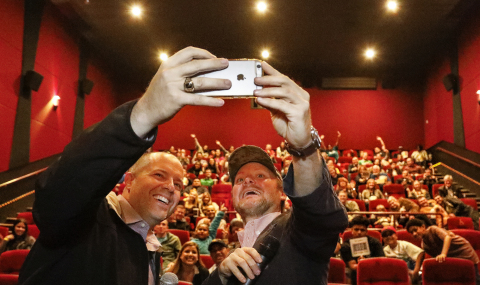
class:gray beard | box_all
[235,197,272,221]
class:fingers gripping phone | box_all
[194,59,263,98]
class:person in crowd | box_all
[198,204,227,232]
[411,145,429,168]
[438,175,463,198]
[388,196,420,227]
[403,158,423,177]
[281,159,292,178]
[18,47,237,285]
[395,153,406,167]
[358,152,372,166]
[361,179,385,204]
[406,218,480,284]
[418,168,436,195]
[355,165,370,188]
[153,220,182,270]
[184,192,200,218]
[0,219,36,254]
[397,146,409,159]
[370,165,391,189]
[191,134,206,156]
[219,172,231,184]
[396,170,414,188]
[188,161,203,177]
[200,169,217,188]
[374,136,389,159]
[329,165,344,186]
[336,177,357,199]
[226,218,244,250]
[213,149,225,167]
[381,227,424,283]
[407,180,431,199]
[182,178,209,197]
[275,141,290,162]
[264,144,276,162]
[205,158,220,174]
[215,140,233,157]
[198,192,219,216]
[208,239,230,273]
[434,194,479,230]
[166,241,209,285]
[320,131,341,162]
[169,205,191,231]
[348,156,360,174]
[182,169,191,187]
[386,161,402,178]
[176,149,190,167]
[370,204,392,227]
[338,191,360,223]
[340,216,385,285]
[191,205,226,254]
[203,83,348,284]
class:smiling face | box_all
[210,244,229,266]
[123,152,183,227]
[195,224,210,240]
[203,205,216,219]
[408,225,426,239]
[180,245,199,266]
[413,180,421,191]
[232,162,283,222]
[14,222,26,237]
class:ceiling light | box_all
[261,50,269,59]
[130,5,143,18]
[386,1,398,12]
[365,48,376,59]
[257,2,267,12]
[159,53,168,61]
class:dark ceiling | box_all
[52,0,480,90]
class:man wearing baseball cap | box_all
[203,64,348,285]
[208,239,230,273]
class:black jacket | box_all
[19,101,160,285]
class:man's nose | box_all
[243,176,255,184]
[165,177,175,192]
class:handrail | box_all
[436,147,480,168]
[0,168,47,189]
[434,163,480,187]
[0,190,35,209]
[352,211,445,228]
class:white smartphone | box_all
[194,59,263,98]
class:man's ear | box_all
[124,172,134,193]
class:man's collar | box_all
[237,212,281,248]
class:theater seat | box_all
[342,230,382,243]
[432,184,443,198]
[383,184,405,199]
[16,212,34,225]
[357,257,409,285]
[460,198,478,210]
[211,184,232,194]
[0,274,18,285]
[422,258,476,285]
[0,250,30,275]
[200,255,214,269]
[447,217,474,230]
[0,226,9,238]
[349,199,366,211]
[451,229,480,270]
[167,229,190,245]
[368,199,389,212]
[328,258,346,284]
[27,224,40,239]
[396,230,422,248]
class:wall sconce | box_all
[52,95,60,110]
[477,90,480,104]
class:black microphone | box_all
[160,272,178,285]
[236,235,280,285]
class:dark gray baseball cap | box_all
[228,145,282,184]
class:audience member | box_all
[395,170,414,188]
[182,178,209,197]
[213,149,225,167]
[188,161,203,177]
[205,158,220,174]
[438,175,463,198]
[320,131,341,162]
[264,144,276,162]
[418,168,437,194]
[226,218,244,250]
[388,196,419,227]
[374,136,389,159]
[355,165,370,187]
[0,219,36,254]
[198,192,219,216]
[198,204,227,232]
[403,158,423,177]
[340,216,385,285]
[434,195,479,230]
[200,169,217,187]
[336,177,357,199]
[329,165,344,186]
[184,192,200,218]
[215,140,231,157]
[176,149,190,167]
[358,152,372,166]
[410,145,428,168]
[191,205,226,254]
[166,241,209,285]
[169,205,191,231]
[348,157,360,174]
[219,172,231,184]
[407,180,431,199]
[406,219,480,284]
[275,141,290,162]
[371,205,392,227]
[361,179,385,204]
[154,220,182,270]
[381,227,424,283]
[208,239,230,273]
[370,165,391,188]
[338,191,359,223]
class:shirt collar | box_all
[237,212,281,248]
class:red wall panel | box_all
[0,0,23,172]
[150,84,424,151]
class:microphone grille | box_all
[160,272,179,285]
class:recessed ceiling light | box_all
[365,48,376,59]
[386,1,398,12]
[130,4,143,18]
[261,50,269,59]
[159,53,168,61]
[257,2,267,12]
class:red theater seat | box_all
[16,212,34,225]
[212,184,232,194]
[460,198,478,210]
[167,229,190,245]
[422,258,476,285]
[27,224,40,239]
[432,184,443,198]
[357,257,409,285]
[0,226,9,238]
[200,255,214,269]
[368,199,389,212]
[348,199,366,211]
[342,230,382,243]
[338,156,352,164]
[0,250,30,275]
[396,230,422,248]
[383,184,405,199]
[327,258,346,284]
[0,274,19,285]
[447,217,474,230]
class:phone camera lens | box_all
[257,64,261,68]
